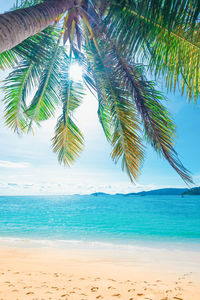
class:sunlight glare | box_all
[69,63,83,81]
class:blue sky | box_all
[0,1,200,195]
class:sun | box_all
[69,63,83,81]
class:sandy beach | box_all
[0,243,199,300]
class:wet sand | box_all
[0,245,199,299]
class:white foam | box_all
[0,236,200,253]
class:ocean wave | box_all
[0,236,200,253]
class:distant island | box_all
[91,187,200,197]
[182,187,200,195]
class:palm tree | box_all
[0,0,199,183]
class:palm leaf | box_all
[108,0,200,33]
[98,102,113,142]
[26,34,64,124]
[0,50,18,70]
[83,18,192,183]
[52,115,84,166]
[113,49,193,183]
[84,36,144,181]
[148,24,200,101]
[13,0,42,9]
[52,53,84,166]
[2,61,39,133]
[106,2,200,101]
[110,91,144,182]
[2,27,59,133]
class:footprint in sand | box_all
[91,287,99,292]
[128,289,135,292]
[175,286,183,291]
[108,279,116,282]
[12,289,18,292]
[61,294,69,298]
[112,294,121,297]
[108,286,116,290]
[51,286,59,290]
[94,277,101,281]
[96,296,103,299]
[137,293,144,296]
[80,278,85,280]
[173,297,183,300]
[26,292,34,295]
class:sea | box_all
[0,194,200,251]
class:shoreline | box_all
[1,235,200,250]
[0,243,200,299]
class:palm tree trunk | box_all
[0,0,71,54]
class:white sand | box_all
[0,243,199,299]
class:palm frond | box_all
[108,0,200,33]
[52,53,84,166]
[0,50,18,70]
[110,91,144,182]
[142,0,200,30]
[26,34,64,124]
[13,27,57,63]
[106,2,200,101]
[113,50,193,183]
[83,16,192,183]
[98,102,113,142]
[84,36,144,181]
[2,61,40,133]
[2,27,59,133]
[52,115,84,166]
[13,0,42,9]
[148,24,200,101]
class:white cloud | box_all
[0,160,30,169]
[8,183,18,186]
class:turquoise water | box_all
[0,195,200,247]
